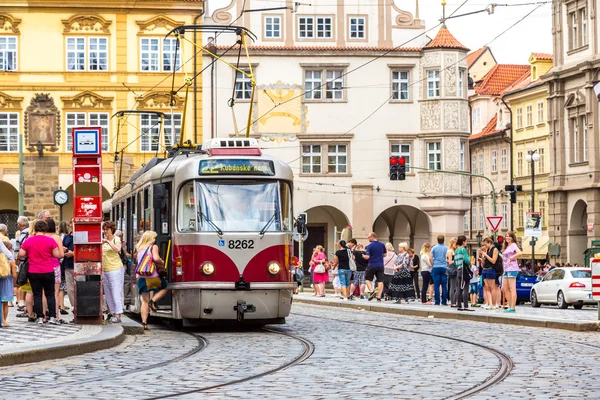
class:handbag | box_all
[135,246,156,277]
[347,249,357,272]
[314,262,326,274]
[145,276,162,290]
[0,254,9,279]
[17,259,29,286]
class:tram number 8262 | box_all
[228,239,255,249]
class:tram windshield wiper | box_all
[197,211,223,236]
[259,212,277,237]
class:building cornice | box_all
[3,1,203,12]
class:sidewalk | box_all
[293,292,600,332]
[0,305,127,367]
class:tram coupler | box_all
[233,300,256,322]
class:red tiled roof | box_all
[424,26,469,51]
[215,45,422,52]
[469,115,501,141]
[473,64,530,96]
[531,52,553,61]
[467,46,488,68]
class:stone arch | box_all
[568,199,587,264]
[0,181,19,237]
[296,205,350,265]
[61,184,112,221]
[373,205,431,250]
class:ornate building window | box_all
[427,70,440,98]
[303,67,345,101]
[62,91,113,152]
[427,142,441,170]
[501,148,507,171]
[566,91,587,164]
[471,154,476,174]
[139,113,182,152]
[264,16,281,39]
[538,148,545,173]
[526,104,533,127]
[478,152,483,175]
[459,141,465,171]
[517,201,524,228]
[502,203,508,228]
[472,206,477,230]
[301,143,350,175]
[0,37,17,71]
[66,37,108,71]
[297,15,334,39]
[458,69,465,98]
[516,107,523,129]
[491,150,497,173]
[479,206,484,230]
[234,69,253,100]
[463,211,469,232]
[517,151,523,176]
[0,112,18,152]
[349,17,366,39]
[391,70,409,101]
[567,2,588,51]
[537,101,544,124]
[140,38,180,72]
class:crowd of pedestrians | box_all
[301,231,531,313]
[0,211,165,330]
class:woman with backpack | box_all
[333,240,353,301]
[135,230,168,330]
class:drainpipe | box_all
[500,96,514,232]
[193,1,206,144]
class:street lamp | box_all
[476,231,483,247]
[525,150,540,270]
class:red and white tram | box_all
[109,138,295,325]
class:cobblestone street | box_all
[0,303,598,399]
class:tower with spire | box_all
[417,20,472,240]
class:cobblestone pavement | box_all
[0,303,597,399]
[0,306,104,352]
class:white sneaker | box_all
[48,317,59,325]
[36,318,44,324]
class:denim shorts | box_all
[338,269,352,288]
[503,271,518,278]
[469,283,478,294]
[352,271,366,286]
[481,268,496,280]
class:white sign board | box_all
[592,259,600,301]
[525,211,542,237]
[73,127,101,156]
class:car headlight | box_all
[202,262,215,276]
[267,262,281,275]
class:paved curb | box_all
[294,297,600,332]
[121,314,145,335]
[0,324,125,367]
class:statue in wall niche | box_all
[29,114,55,145]
[25,93,61,152]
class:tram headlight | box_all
[202,262,215,276]
[267,262,281,275]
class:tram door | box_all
[153,182,173,310]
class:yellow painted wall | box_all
[0,4,203,198]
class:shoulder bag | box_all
[135,246,156,277]
[16,259,29,286]
[314,261,326,274]
[347,248,357,271]
[0,253,9,279]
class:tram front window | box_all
[179,181,284,232]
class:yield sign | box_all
[486,216,503,231]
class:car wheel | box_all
[531,290,541,308]
[557,291,569,309]
[573,303,584,310]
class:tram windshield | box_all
[178,181,292,233]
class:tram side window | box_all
[120,201,127,234]
[280,182,292,231]
[178,181,197,232]
[136,192,142,232]
[143,187,151,231]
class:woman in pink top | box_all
[18,220,61,325]
[310,246,328,297]
[501,231,522,313]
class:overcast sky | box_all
[420,0,553,64]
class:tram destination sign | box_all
[199,159,275,176]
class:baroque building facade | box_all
[544,0,599,264]
[0,0,203,234]
[201,0,471,260]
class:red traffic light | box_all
[398,157,405,165]
[390,157,398,165]
[497,236,504,243]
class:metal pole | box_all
[18,133,24,215]
[59,205,63,223]
[299,235,304,292]
[531,157,535,271]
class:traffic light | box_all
[389,156,399,180]
[510,191,517,204]
[398,157,406,181]
[495,235,504,252]
[505,185,523,204]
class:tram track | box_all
[145,327,314,399]
[294,312,514,400]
